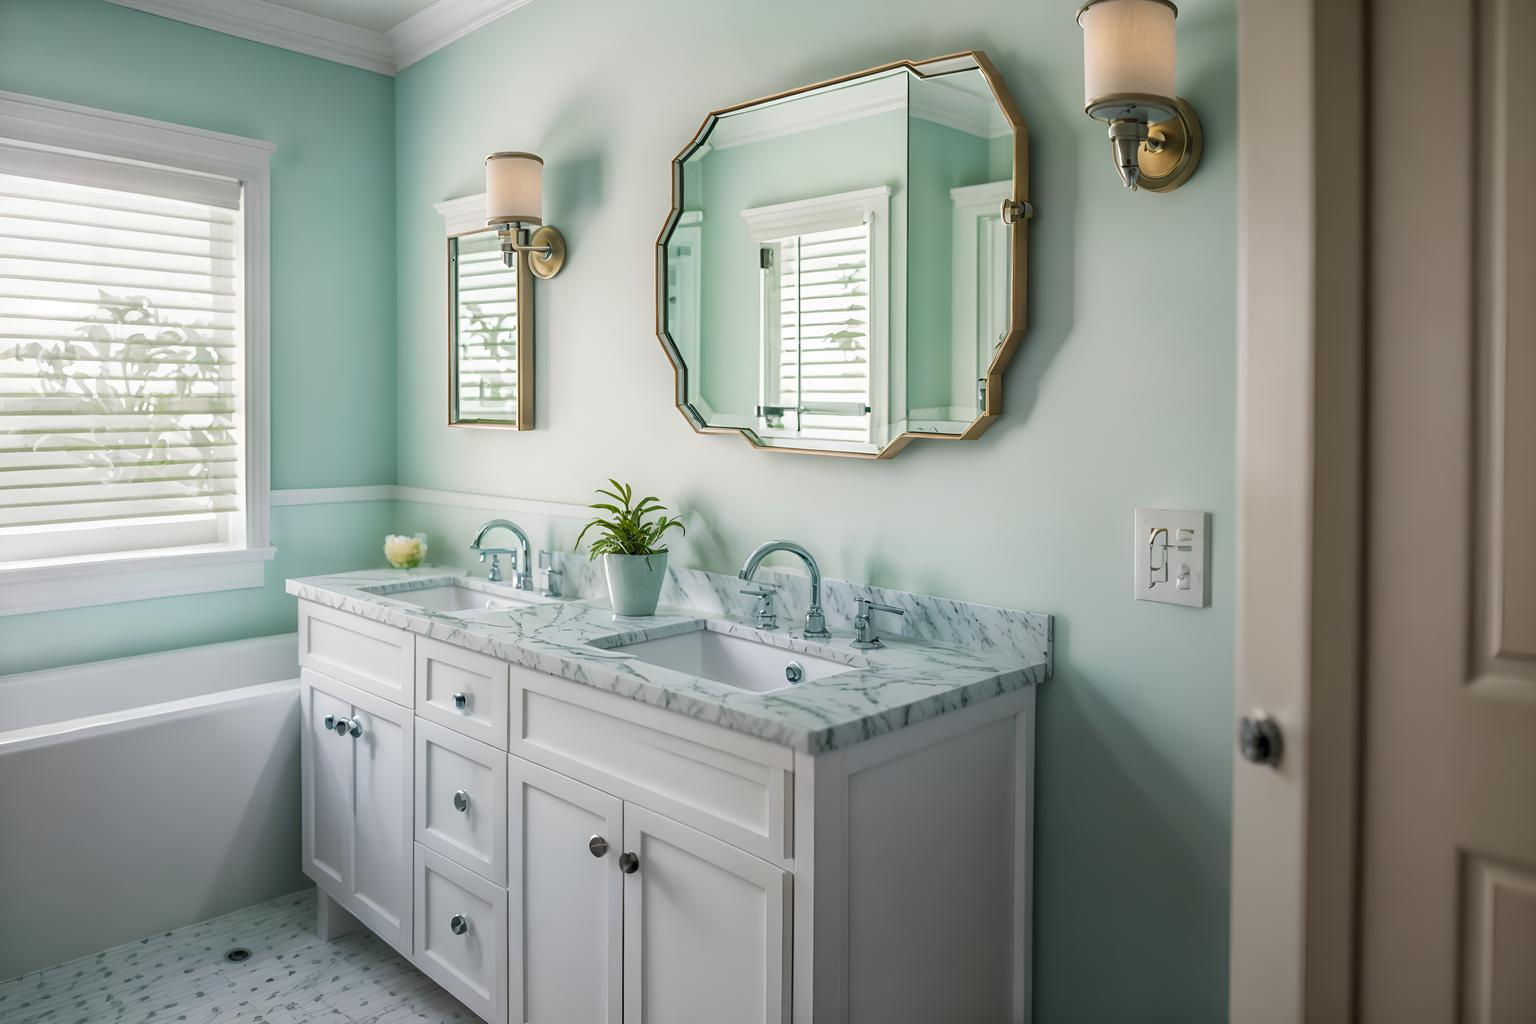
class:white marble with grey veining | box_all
[286,564,1050,754]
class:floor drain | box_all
[224,947,252,963]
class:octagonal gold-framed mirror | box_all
[655,51,1030,459]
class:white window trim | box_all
[741,186,892,451]
[0,91,275,616]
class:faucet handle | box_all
[741,585,778,629]
[537,550,562,598]
[851,598,904,650]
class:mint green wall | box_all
[907,115,994,412]
[0,0,399,673]
[395,0,1236,1018]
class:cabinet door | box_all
[509,756,622,1024]
[347,682,414,954]
[301,670,353,891]
[622,805,790,1024]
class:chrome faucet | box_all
[470,519,533,590]
[738,540,830,639]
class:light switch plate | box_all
[1134,508,1210,608]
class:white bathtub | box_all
[0,635,305,981]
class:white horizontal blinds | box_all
[454,231,517,422]
[765,220,873,444]
[0,162,244,560]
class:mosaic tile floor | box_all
[0,889,473,1024]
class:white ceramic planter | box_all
[603,551,668,616]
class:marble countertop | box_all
[286,567,1050,754]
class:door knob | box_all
[619,851,639,874]
[1238,712,1282,767]
[449,913,468,935]
[323,713,336,731]
[452,692,468,711]
[453,790,470,813]
[588,835,609,858]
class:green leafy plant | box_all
[575,480,686,562]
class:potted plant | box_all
[575,480,686,616]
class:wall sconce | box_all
[1077,0,1202,192]
[485,151,566,277]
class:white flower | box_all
[384,533,427,569]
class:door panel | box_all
[347,683,414,954]
[622,805,789,1024]
[1361,0,1536,1020]
[302,672,352,890]
[509,756,623,1024]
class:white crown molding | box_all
[103,0,535,76]
[104,0,396,75]
[434,192,489,235]
[390,0,534,70]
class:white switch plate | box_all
[1134,508,1210,608]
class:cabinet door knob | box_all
[588,835,609,858]
[449,913,468,935]
[323,713,336,731]
[331,716,350,736]
[1238,712,1282,767]
[453,789,470,813]
[619,851,639,874]
[452,692,468,711]
[342,717,362,738]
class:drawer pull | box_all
[449,913,468,936]
[452,691,468,711]
[452,789,470,813]
[588,835,609,858]
[619,851,639,874]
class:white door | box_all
[302,671,352,892]
[1358,0,1536,1019]
[621,804,790,1024]
[301,669,414,955]
[508,757,622,1024]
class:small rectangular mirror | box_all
[449,226,531,428]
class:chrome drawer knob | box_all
[453,789,470,813]
[449,914,468,936]
[619,852,639,874]
[588,835,609,858]
[323,713,336,731]
[332,716,361,738]
[452,692,468,711]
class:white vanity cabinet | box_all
[296,600,1036,1024]
[299,667,414,954]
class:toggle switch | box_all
[1135,509,1211,608]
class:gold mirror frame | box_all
[448,225,534,430]
[654,50,1031,460]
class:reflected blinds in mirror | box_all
[453,230,518,423]
[759,221,873,445]
[0,166,245,561]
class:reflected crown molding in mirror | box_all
[655,50,1031,460]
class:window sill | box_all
[0,545,277,617]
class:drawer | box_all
[299,601,413,707]
[510,665,794,864]
[416,637,510,749]
[416,719,508,885]
[413,844,509,1024]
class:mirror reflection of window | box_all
[742,186,890,451]
[451,229,519,424]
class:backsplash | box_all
[550,553,1052,671]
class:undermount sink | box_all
[361,581,553,614]
[605,626,855,694]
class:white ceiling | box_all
[259,0,438,34]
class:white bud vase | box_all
[603,551,668,616]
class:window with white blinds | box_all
[760,221,874,445]
[0,147,249,567]
[742,186,889,451]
